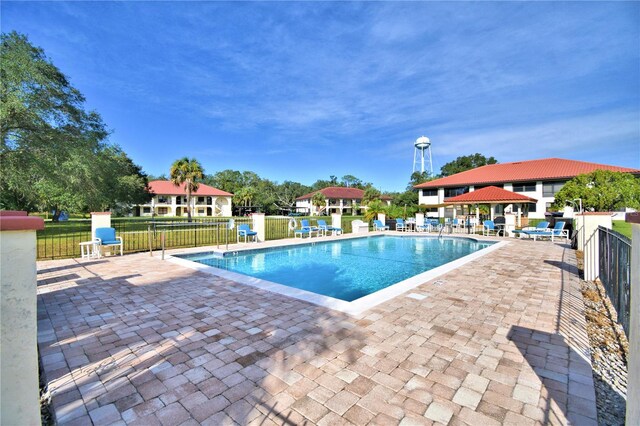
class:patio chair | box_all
[512,221,550,239]
[416,222,431,232]
[429,219,442,232]
[395,218,407,232]
[452,218,462,233]
[94,227,123,256]
[295,219,319,238]
[373,220,389,231]
[237,224,258,243]
[317,219,342,236]
[524,221,567,242]
[483,220,497,236]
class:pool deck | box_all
[37,233,598,425]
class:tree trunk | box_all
[186,186,192,222]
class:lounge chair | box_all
[317,219,342,236]
[523,221,567,242]
[512,221,550,239]
[237,224,258,243]
[295,219,319,238]
[483,220,497,236]
[416,222,430,232]
[95,227,123,256]
[395,218,407,232]
[373,220,389,231]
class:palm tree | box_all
[170,157,204,222]
[311,192,326,216]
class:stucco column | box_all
[1,211,44,425]
[504,213,516,237]
[626,213,640,424]
[377,213,386,225]
[416,213,425,227]
[331,213,342,230]
[91,211,112,239]
[252,213,265,242]
[575,213,612,281]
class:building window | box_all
[197,197,205,203]
[512,183,536,192]
[422,189,437,197]
[143,207,151,214]
[474,184,503,190]
[542,181,565,197]
[157,207,168,215]
[444,187,469,197]
[528,203,537,213]
[157,196,168,203]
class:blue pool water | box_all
[178,236,494,302]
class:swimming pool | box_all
[172,235,502,313]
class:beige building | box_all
[295,187,391,216]
[137,180,233,217]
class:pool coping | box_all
[166,234,510,316]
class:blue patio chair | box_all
[237,224,258,243]
[523,221,567,242]
[94,227,123,256]
[373,220,389,231]
[317,219,342,236]
[395,218,407,232]
[295,219,319,238]
[483,220,497,236]
[512,221,550,239]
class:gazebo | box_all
[444,186,538,228]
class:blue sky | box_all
[3,2,639,192]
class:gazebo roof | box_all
[444,186,537,204]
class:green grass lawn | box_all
[612,220,632,239]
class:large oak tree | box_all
[1,31,149,219]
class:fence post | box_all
[0,211,44,425]
[252,213,265,242]
[626,213,640,424]
[91,211,112,239]
[575,213,612,281]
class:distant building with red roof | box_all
[295,187,392,215]
[136,180,233,217]
[414,158,640,219]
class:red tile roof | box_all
[444,186,537,204]
[148,180,233,196]
[296,187,392,201]
[415,158,640,189]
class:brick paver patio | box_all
[37,236,598,425]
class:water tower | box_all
[413,135,433,175]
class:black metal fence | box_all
[598,226,632,336]
[36,217,252,260]
[36,215,367,260]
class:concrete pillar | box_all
[331,213,342,230]
[627,213,640,425]
[91,211,112,239]
[1,211,44,425]
[575,213,612,281]
[377,213,386,225]
[504,213,516,237]
[252,213,265,242]
[416,213,425,227]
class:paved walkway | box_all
[37,237,597,425]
